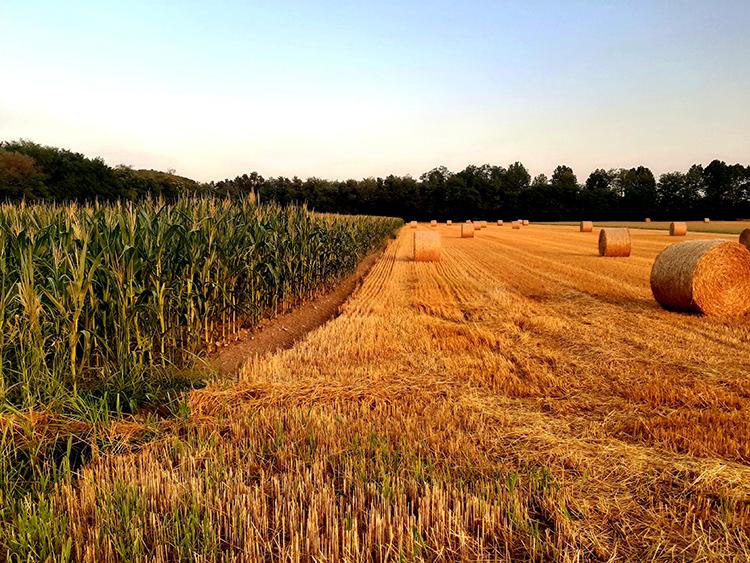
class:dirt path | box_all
[209,249,383,375]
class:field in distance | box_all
[24,222,749,561]
[541,219,750,234]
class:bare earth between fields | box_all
[210,250,382,375]
[55,224,750,561]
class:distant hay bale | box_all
[580,221,593,233]
[466,220,472,223]
[704,218,710,223]
[430,220,438,227]
[522,219,530,226]
[650,240,750,316]
[409,221,417,229]
[461,223,475,238]
[479,220,487,229]
[413,231,441,261]
[740,228,750,250]
[670,222,687,236]
[497,220,503,226]
[645,218,652,223]
[598,228,631,257]
[512,221,521,230]
[446,220,452,225]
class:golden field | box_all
[26,223,750,561]
[546,220,750,235]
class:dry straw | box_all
[413,231,441,261]
[670,222,687,236]
[497,220,503,226]
[460,223,475,238]
[740,228,750,250]
[446,220,452,225]
[512,221,521,230]
[479,220,487,229]
[522,219,530,226]
[430,220,438,227]
[650,240,750,316]
[704,218,710,223]
[580,221,593,233]
[409,221,417,229]
[599,228,631,257]
[645,218,652,223]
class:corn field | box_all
[0,196,401,409]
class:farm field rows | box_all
[11,223,750,561]
[542,220,750,235]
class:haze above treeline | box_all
[1,140,749,221]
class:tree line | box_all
[0,140,200,201]
[2,140,749,220]
[212,162,750,221]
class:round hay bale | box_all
[598,228,631,257]
[446,220,452,225]
[670,222,687,236]
[497,220,503,226]
[650,240,750,316]
[430,220,438,227]
[522,219,530,226]
[512,221,521,230]
[409,220,417,229]
[479,220,487,229]
[704,218,710,223]
[739,228,750,250]
[414,231,441,261]
[466,219,472,223]
[461,223,475,238]
[580,221,593,233]
[645,217,652,223]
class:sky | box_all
[1,0,748,182]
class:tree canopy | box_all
[2,140,749,220]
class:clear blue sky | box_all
[1,0,748,182]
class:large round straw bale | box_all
[512,221,521,230]
[522,219,530,226]
[430,219,438,227]
[479,220,487,229]
[598,228,631,257]
[466,219,472,223]
[645,217,652,223]
[414,231,441,261]
[409,220,417,229]
[497,220,503,226]
[446,220,452,225]
[650,240,750,316]
[670,222,687,236]
[740,228,750,250]
[461,223,475,238]
[704,218,710,223]
[580,221,593,233]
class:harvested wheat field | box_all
[37,224,750,561]
[547,220,750,235]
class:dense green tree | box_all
[582,169,618,218]
[3,139,749,220]
[620,166,657,218]
[0,150,47,198]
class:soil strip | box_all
[209,250,382,375]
